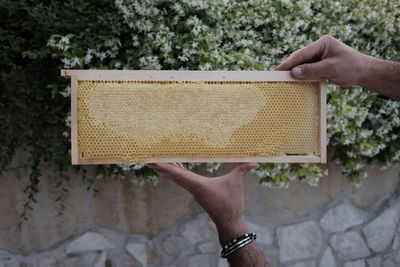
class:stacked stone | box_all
[1,202,400,267]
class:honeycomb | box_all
[77,80,320,163]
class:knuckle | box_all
[301,65,314,76]
[320,34,332,41]
[323,59,333,70]
[320,34,336,44]
[326,59,339,76]
[292,49,305,62]
[292,49,301,56]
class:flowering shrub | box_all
[1,0,399,224]
[50,0,400,187]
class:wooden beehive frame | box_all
[61,70,327,165]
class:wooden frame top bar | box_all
[61,69,321,82]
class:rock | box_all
[6,262,20,267]
[187,254,216,267]
[125,243,148,266]
[363,204,400,252]
[319,247,336,267]
[108,251,139,267]
[247,221,274,246]
[366,256,382,267]
[218,258,229,267]
[94,251,107,267]
[392,232,400,262]
[160,235,185,257]
[320,203,366,233]
[198,241,219,254]
[277,221,322,263]
[80,252,99,266]
[329,231,370,261]
[179,214,217,245]
[260,245,278,267]
[66,232,113,254]
[37,256,58,267]
[382,258,396,267]
[291,260,316,267]
[148,248,163,265]
[381,254,396,267]
[344,259,365,267]
[64,257,81,267]
[0,251,12,260]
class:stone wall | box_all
[0,155,399,267]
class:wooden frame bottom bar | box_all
[76,156,321,165]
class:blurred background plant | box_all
[1,0,399,226]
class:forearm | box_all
[358,55,400,100]
[217,218,270,267]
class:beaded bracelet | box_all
[220,232,257,258]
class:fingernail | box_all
[292,67,302,77]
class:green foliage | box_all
[0,0,156,226]
[1,0,399,224]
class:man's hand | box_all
[147,162,269,267]
[276,35,400,100]
[276,35,365,86]
[146,162,258,241]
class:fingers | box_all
[168,162,185,169]
[276,36,328,71]
[290,58,336,80]
[229,162,260,178]
[146,163,202,191]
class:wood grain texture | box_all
[76,156,322,165]
[319,81,327,163]
[61,70,321,82]
[70,76,78,164]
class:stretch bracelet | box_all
[220,233,256,258]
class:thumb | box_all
[291,58,334,80]
[229,162,260,177]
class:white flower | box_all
[178,55,189,62]
[70,57,81,67]
[60,36,70,44]
[132,163,145,170]
[47,38,56,47]
[206,162,221,173]
[98,52,107,60]
[65,116,71,128]
[117,164,131,172]
[84,53,93,64]
[60,86,71,98]
[200,63,212,70]
[238,39,253,47]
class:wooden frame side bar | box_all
[70,76,79,164]
[61,70,321,82]
[319,81,327,163]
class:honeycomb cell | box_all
[77,80,320,163]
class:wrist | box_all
[356,54,379,87]
[216,217,249,245]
